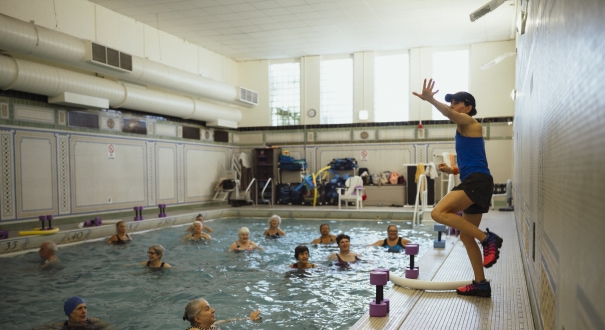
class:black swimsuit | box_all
[115,234,131,244]
[146,261,165,268]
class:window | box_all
[270,62,300,126]
[320,57,353,124]
[374,53,409,122]
[431,50,469,119]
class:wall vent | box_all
[87,42,133,72]
[239,87,259,105]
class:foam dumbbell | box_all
[434,224,447,248]
[405,244,419,279]
[369,270,389,317]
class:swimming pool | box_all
[0,218,433,329]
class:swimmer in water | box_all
[141,245,172,268]
[366,225,411,253]
[311,223,337,244]
[107,221,132,244]
[186,214,214,233]
[290,245,318,269]
[263,214,286,238]
[327,234,361,265]
[229,227,263,251]
[181,221,212,242]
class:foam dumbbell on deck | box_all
[369,270,389,317]
[434,224,446,248]
[405,244,419,279]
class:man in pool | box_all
[36,296,112,329]
[39,241,60,269]
[366,225,411,253]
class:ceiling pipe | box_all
[0,13,246,126]
[0,55,242,123]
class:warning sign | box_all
[108,144,115,159]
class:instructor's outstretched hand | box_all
[412,78,439,101]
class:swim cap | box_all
[64,296,86,316]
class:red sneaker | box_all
[456,280,491,297]
[482,228,503,268]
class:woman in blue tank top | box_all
[413,79,503,298]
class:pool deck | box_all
[1,203,535,329]
[350,209,535,330]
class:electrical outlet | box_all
[107,197,112,204]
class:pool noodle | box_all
[313,166,332,206]
[389,273,475,290]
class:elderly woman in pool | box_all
[229,227,263,251]
[107,220,132,244]
[183,298,261,329]
[327,234,362,264]
[141,245,172,268]
[263,214,286,238]
[311,223,337,244]
[182,221,212,242]
[290,245,317,269]
[186,214,214,233]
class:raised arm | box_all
[366,239,384,246]
[412,78,475,126]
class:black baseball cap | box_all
[445,92,477,116]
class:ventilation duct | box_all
[0,55,242,124]
[0,14,252,111]
[87,42,133,72]
[239,87,259,106]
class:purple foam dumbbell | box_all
[369,270,389,317]
[405,244,419,279]
[39,215,47,230]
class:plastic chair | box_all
[336,176,364,209]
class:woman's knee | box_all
[431,208,445,221]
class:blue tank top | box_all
[455,131,491,181]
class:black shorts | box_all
[452,172,494,214]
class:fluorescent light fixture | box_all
[481,52,516,70]
[470,0,508,22]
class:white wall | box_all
[237,40,516,127]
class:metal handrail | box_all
[412,174,428,227]
[259,178,273,208]
[245,178,257,208]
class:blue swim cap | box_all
[64,296,86,316]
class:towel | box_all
[425,162,438,179]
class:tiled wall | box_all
[0,93,513,224]
[514,0,605,329]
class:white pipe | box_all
[0,55,242,123]
[0,14,244,108]
[390,273,473,290]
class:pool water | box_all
[0,218,433,330]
